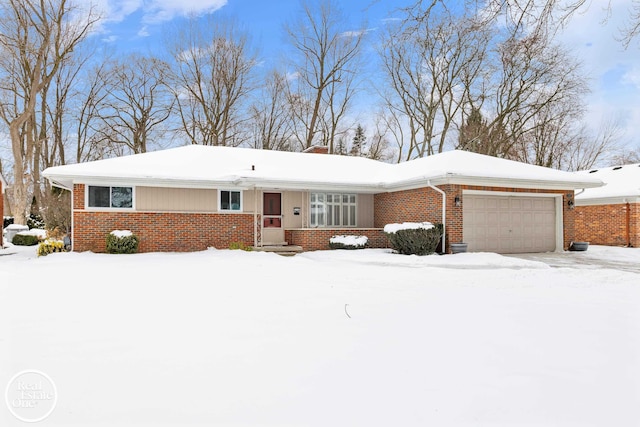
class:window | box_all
[310,193,356,227]
[219,190,242,211]
[88,186,133,209]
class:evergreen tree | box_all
[350,124,366,156]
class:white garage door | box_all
[463,194,557,253]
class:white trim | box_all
[462,189,564,252]
[43,172,602,195]
[85,185,135,211]
[218,189,243,213]
[576,197,640,206]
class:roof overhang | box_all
[381,173,602,192]
[576,196,640,206]
[44,170,602,194]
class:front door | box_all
[262,192,285,245]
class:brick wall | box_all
[575,203,639,247]
[375,185,574,252]
[73,184,85,210]
[285,228,389,252]
[73,210,254,253]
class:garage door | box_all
[463,194,557,253]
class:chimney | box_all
[302,145,329,154]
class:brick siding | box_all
[575,203,639,247]
[285,228,389,252]
[73,210,254,253]
[73,184,85,210]
[375,185,574,252]
[70,183,579,253]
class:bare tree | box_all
[166,16,256,146]
[0,0,98,224]
[379,3,491,159]
[73,60,120,163]
[477,36,589,160]
[285,0,364,152]
[563,118,626,170]
[248,70,295,151]
[97,53,174,154]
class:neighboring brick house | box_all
[575,164,640,247]
[42,146,602,254]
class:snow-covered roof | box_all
[42,145,603,193]
[575,163,640,205]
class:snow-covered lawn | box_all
[1,246,639,426]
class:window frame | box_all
[85,185,135,210]
[218,189,243,212]
[309,192,357,227]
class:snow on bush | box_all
[329,235,368,250]
[110,230,133,238]
[106,230,139,254]
[17,228,48,239]
[383,221,435,234]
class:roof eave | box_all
[576,196,640,206]
[384,173,602,192]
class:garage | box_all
[463,193,558,253]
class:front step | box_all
[252,245,303,256]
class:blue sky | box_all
[92,0,640,155]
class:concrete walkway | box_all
[506,249,640,274]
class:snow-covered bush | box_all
[383,222,443,256]
[3,216,13,229]
[329,235,368,250]
[27,213,45,230]
[37,239,66,257]
[106,230,139,254]
[11,234,40,246]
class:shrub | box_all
[384,222,443,256]
[3,217,14,229]
[329,235,368,250]
[229,241,253,251]
[27,214,45,230]
[106,230,139,254]
[11,234,40,246]
[37,239,67,257]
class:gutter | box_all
[427,180,446,253]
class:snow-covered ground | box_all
[1,245,639,426]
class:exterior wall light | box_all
[454,196,462,207]
[568,199,575,210]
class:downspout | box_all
[427,180,446,253]
[625,200,631,247]
[253,186,258,247]
[70,186,74,252]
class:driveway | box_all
[506,246,640,274]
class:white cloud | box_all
[141,0,227,24]
[286,71,300,81]
[137,25,150,37]
[89,0,227,28]
[558,0,640,152]
[101,35,118,43]
[622,67,640,89]
[340,28,376,38]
